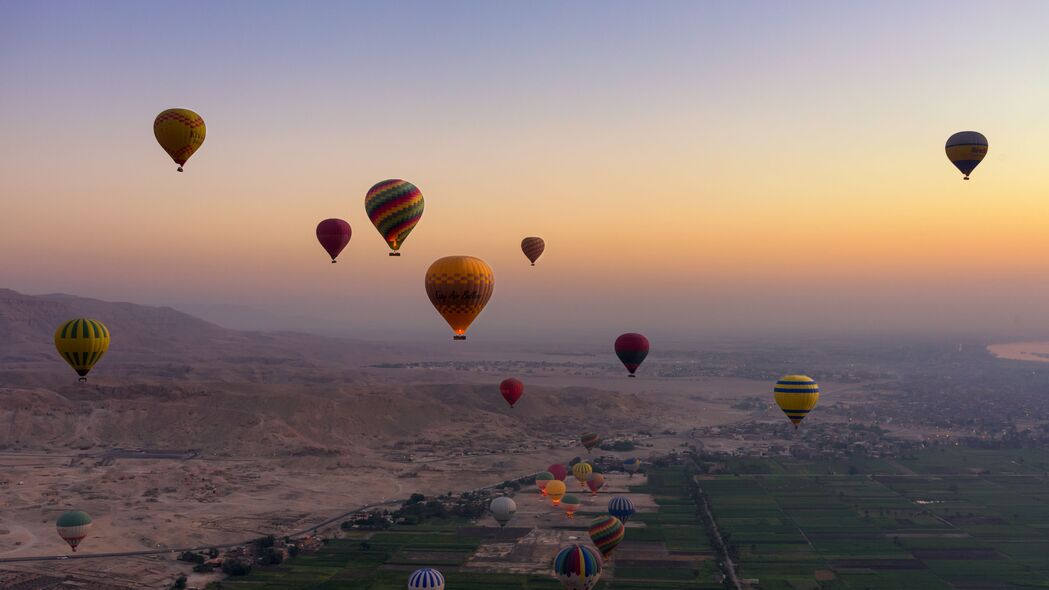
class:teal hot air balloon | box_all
[945,131,988,180]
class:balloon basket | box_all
[78,377,87,383]
[330,260,337,264]
[453,335,466,341]
[389,252,401,257]
[628,374,636,378]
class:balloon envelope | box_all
[316,218,352,262]
[500,378,524,407]
[548,464,568,481]
[553,544,602,590]
[572,462,593,485]
[623,457,641,473]
[536,471,554,495]
[945,131,988,179]
[560,494,582,518]
[54,319,110,381]
[546,480,567,505]
[589,515,625,559]
[154,108,205,171]
[408,567,445,590]
[608,496,636,523]
[490,496,517,527]
[56,510,92,552]
[774,374,820,428]
[365,179,424,253]
[586,472,605,494]
[521,236,545,265]
[580,433,600,452]
[424,256,494,339]
[615,333,650,376]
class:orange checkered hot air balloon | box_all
[424,256,494,340]
[154,108,206,172]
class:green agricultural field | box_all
[698,448,1049,589]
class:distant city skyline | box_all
[3,1,1049,341]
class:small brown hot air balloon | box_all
[521,237,545,266]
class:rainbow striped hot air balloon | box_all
[365,179,424,256]
[54,319,110,382]
[608,496,636,523]
[56,510,92,552]
[553,544,602,590]
[588,515,625,560]
[408,567,445,590]
[774,374,820,429]
[945,131,988,180]
[153,108,205,172]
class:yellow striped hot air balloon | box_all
[773,374,819,429]
[154,108,206,171]
[945,131,988,180]
[572,462,593,489]
[424,256,494,340]
[54,319,110,382]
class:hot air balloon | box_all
[572,462,593,489]
[580,433,600,453]
[623,457,641,477]
[365,179,424,256]
[490,496,517,527]
[615,333,649,377]
[586,472,605,496]
[607,496,635,523]
[424,256,494,340]
[536,471,555,496]
[588,515,625,560]
[56,510,92,552]
[54,319,110,382]
[548,464,568,482]
[546,480,567,506]
[945,131,988,180]
[521,237,545,266]
[408,567,445,590]
[316,218,352,263]
[560,494,582,519]
[553,544,602,590]
[774,374,820,429]
[153,108,205,172]
[500,378,524,408]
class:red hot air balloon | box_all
[614,333,649,377]
[500,378,524,408]
[316,219,352,263]
[521,237,545,266]
[548,463,568,482]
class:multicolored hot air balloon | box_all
[945,131,988,180]
[608,496,635,523]
[316,218,352,263]
[153,108,205,172]
[56,510,92,552]
[408,567,445,590]
[54,319,110,382]
[553,544,603,590]
[365,179,424,255]
[424,256,495,340]
[548,464,568,482]
[500,378,524,408]
[580,433,600,453]
[588,515,625,560]
[490,496,517,527]
[572,462,593,488]
[560,494,582,519]
[774,374,820,429]
[536,471,555,496]
[586,472,605,496]
[623,457,641,477]
[615,333,649,377]
[546,480,567,506]
[521,237,545,266]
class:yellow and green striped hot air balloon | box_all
[773,374,819,429]
[54,319,110,382]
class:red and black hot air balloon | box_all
[521,237,545,266]
[316,219,352,263]
[614,333,649,377]
[500,378,524,408]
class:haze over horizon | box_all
[4,1,1049,342]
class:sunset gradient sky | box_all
[3,1,1049,342]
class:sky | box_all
[3,1,1049,344]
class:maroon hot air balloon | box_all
[500,378,524,408]
[548,463,568,481]
[614,333,649,377]
[316,219,352,263]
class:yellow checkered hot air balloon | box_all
[424,256,494,340]
[54,319,110,382]
[154,108,206,172]
[773,374,819,429]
